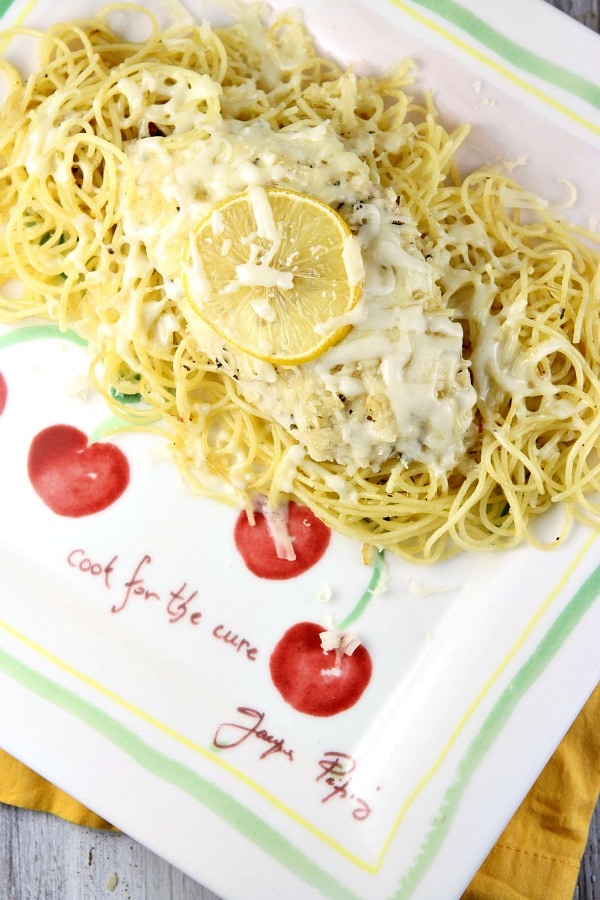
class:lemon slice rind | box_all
[183,187,362,367]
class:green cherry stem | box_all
[88,409,164,444]
[2,323,387,629]
[0,323,162,442]
[88,415,136,444]
[0,323,87,350]
[337,549,386,631]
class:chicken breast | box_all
[120,112,476,472]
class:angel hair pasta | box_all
[1,3,599,563]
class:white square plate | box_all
[1,1,599,897]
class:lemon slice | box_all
[183,186,363,366]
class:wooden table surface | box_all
[2,0,599,898]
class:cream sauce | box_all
[116,94,479,471]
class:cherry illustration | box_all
[234,500,330,579]
[0,372,6,415]
[270,621,373,717]
[28,424,130,517]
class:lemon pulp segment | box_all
[184,187,362,365]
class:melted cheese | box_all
[115,72,478,472]
[439,223,581,430]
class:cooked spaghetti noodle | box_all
[1,3,599,562]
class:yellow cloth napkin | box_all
[0,748,116,830]
[1,683,599,895]
[463,682,600,899]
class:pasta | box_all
[1,2,599,563]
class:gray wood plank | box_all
[545,0,599,30]
[576,797,600,900]
[0,804,217,899]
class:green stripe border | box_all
[392,553,600,897]
[0,644,359,900]
[404,0,600,111]
[1,549,598,897]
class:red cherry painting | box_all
[270,621,373,717]
[28,424,130,517]
[234,501,330,579]
[0,372,6,415]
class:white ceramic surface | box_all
[1,1,599,897]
